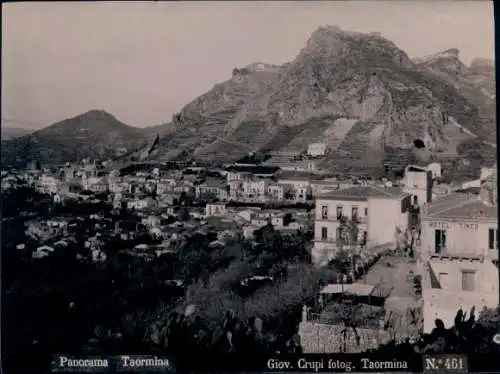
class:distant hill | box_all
[133,26,495,178]
[1,126,33,140]
[1,110,149,167]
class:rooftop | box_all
[317,186,408,201]
[201,179,227,188]
[424,192,497,220]
[405,165,428,173]
[276,170,323,181]
[225,165,279,174]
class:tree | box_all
[179,208,191,221]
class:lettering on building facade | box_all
[428,221,479,231]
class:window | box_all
[361,231,367,245]
[413,195,418,205]
[364,207,368,216]
[434,229,446,253]
[438,272,449,289]
[321,205,328,219]
[461,270,475,292]
[352,207,359,220]
[488,228,498,249]
[336,206,343,220]
[336,227,341,239]
[321,227,328,240]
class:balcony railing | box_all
[315,238,337,243]
[316,216,367,224]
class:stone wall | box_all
[298,321,393,353]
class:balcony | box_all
[316,215,367,224]
[314,237,336,243]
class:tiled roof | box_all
[317,186,407,201]
[424,192,497,220]
[201,179,227,188]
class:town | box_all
[2,143,499,370]
[3,2,499,372]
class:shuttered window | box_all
[461,270,475,292]
[489,228,495,249]
[321,227,328,240]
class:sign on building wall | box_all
[428,221,479,231]
[428,222,451,230]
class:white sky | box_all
[2,1,495,128]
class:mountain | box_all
[137,26,495,177]
[1,110,148,167]
[412,48,495,141]
[1,126,33,140]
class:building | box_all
[312,186,411,266]
[196,179,228,200]
[242,178,270,199]
[307,142,327,157]
[37,174,61,194]
[311,180,340,197]
[205,203,227,217]
[427,162,442,179]
[83,176,108,193]
[127,197,157,211]
[156,178,176,195]
[403,165,433,205]
[267,183,286,201]
[420,166,498,333]
[276,173,313,201]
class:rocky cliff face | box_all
[142,26,494,172]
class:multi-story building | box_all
[403,165,433,205]
[108,177,127,193]
[267,183,286,201]
[83,176,108,193]
[127,197,157,211]
[38,174,61,194]
[427,162,442,179]
[420,168,498,332]
[277,175,312,202]
[307,143,327,157]
[205,203,227,217]
[156,178,176,195]
[196,179,228,200]
[312,186,411,266]
[242,178,270,199]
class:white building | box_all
[267,184,286,201]
[38,174,60,194]
[242,179,270,199]
[83,176,108,193]
[205,203,227,217]
[307,142,327,157]
[127,197,156,211]
[427,162,442,179]
[276,176,311,201]
[312,186,411,266]
[420,168,498,332]
[403,165,433,205]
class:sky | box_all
[2,1,495,129]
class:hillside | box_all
[1,110,148,167]
[138,26,495,176]
[412,48,496,141]
[1,126,33,140]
